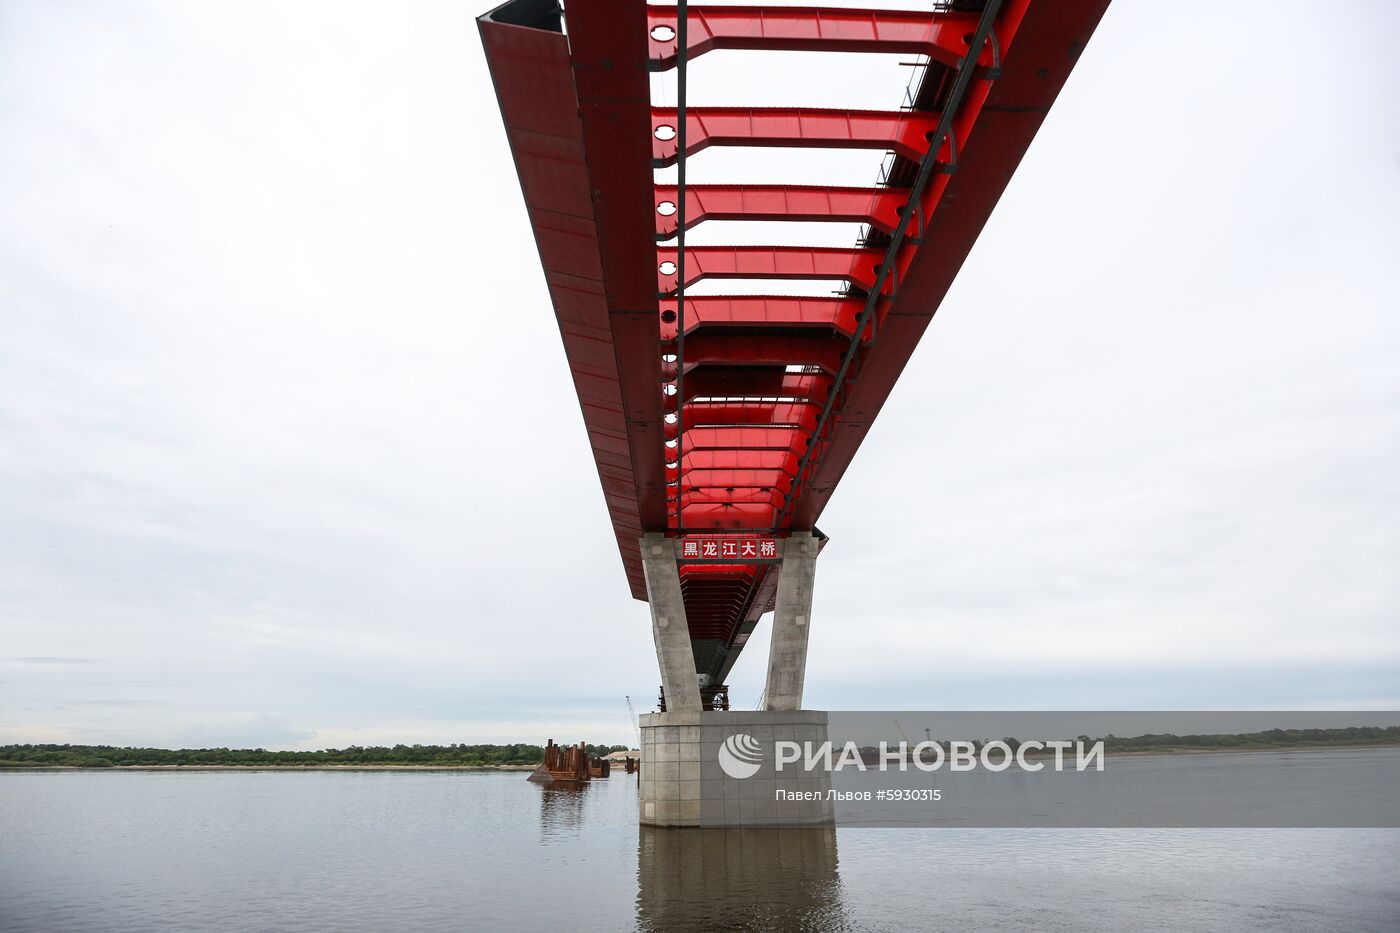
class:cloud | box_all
[70,698,174,708]
[6,657,98,665]
[0,0,1396,749]
[172,715,315,750]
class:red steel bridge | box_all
[480,0,1109,707]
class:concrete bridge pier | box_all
[640,533,703,714]
[638,534,832,827]
[763,531,817,712]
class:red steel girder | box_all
[680,370,830,405]
[685,426,804,453]
[676,477,796,513]
[657,246,881,294]
[678,334,847,376]
[680,500,785,520]
[679,501,784,520]
[671,467,793,489]
[681,448,797,471]
[680,498,785,517]
[682,401,821,431]
[678,564,766,642]
[647,5,983,72]
[676,471,798,510]
[678,569,764,635]
[652,107,939,168]
[654,185,904,240]
[785,0,1114,527]
[479,0,662,602]
[481,0,1111,680]
[676,504,777,530]
[660,296,863,339]
[681,457,800,486]
[680,484,787,503]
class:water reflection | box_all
[636,827,852,932]
[2,773,1395,932]
[537,781,589,834]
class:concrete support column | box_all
[764,532,818,711]
[640,533,702,713]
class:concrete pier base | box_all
[639,710,834,827]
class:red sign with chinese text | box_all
[677,536,779,562]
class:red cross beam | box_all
[651,107,942,168]
[656,246,883,295]
[653,185,906,240]
[646,5,990,72]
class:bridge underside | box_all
[480,0,1110,691]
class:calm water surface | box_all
[2,769,1397,931]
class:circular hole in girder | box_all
[665,438,679,449]
[659,260,677,275]
[650,25,676,42]
[962,32,975,46]
[666,460,678,470]
[654,124,677,141]
[663,383,678,396]
[656,200,677,217]
[664,412,678,424]
[661,309,678,324]
[661,353,677,363]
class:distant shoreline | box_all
[3,742,1398,772]
[854,741,1400,767]
[1019,741,1400,760]
[0,740,630,771]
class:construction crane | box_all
[624,695,640,747]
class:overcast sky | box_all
[1,0,1397,750]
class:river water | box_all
[2,767,1397,931]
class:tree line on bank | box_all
[0,742,631,769]
[3,726,1395,769]
[1094,725,1400,752]
[976,726,1399,754]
